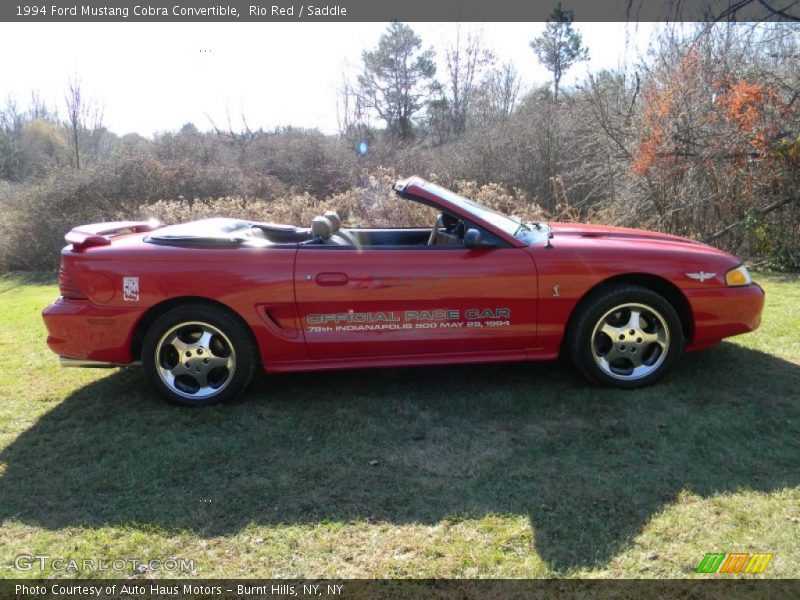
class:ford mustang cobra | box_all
[42,177,765,406]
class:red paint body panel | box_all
[43,297,142,363]
[293,247,537,359]
[42,178,765,376]
[684,284,765,347]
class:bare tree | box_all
[619,23,800,261]
[0,98,23,181]
[64,75,102,169]
[442,27,495,137]
[29,92,55,121]
[484,61,522,118]
[207,106,263,165]
[65,76,83,169]
[336,63,372,151]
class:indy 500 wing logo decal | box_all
[685,271,716,282]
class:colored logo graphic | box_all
[696,552,773,574]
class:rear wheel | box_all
[567,285,683,388]
[143,304,257,406]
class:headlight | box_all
[725,265,752,287]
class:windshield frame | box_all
[420,183,522,236]
[402,180,548,246]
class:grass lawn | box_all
[0,272,798,579]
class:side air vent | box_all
[58,265,86,299]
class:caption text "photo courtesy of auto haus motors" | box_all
[15,584,345,597]
[16,4,349,17]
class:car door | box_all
[294,243,538,360]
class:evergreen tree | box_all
[358,23,437,141]
[531,4,589,101]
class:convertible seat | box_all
[311,216,349,246]
[324,211,359,246]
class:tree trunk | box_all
[72,124,80,170]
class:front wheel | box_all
[142,304,257,406]
[567,285,684,389]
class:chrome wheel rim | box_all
[154,321,236,400]
[590,303,670,381]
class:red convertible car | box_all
[43,177,764,406]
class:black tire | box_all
[142,304,257,406]
[566,285,684,389]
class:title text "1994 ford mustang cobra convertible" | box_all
[43,177,765,406]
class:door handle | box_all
[315,272,349,286]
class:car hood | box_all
[551,222,701,246]
[546,222,737,261]
[550,222,699,243]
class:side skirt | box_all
[263,348,558,374]
[60,357,142,368]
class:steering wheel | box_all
[427,213,444,246]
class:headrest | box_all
[324,211,341,231]
[311,216,333,240]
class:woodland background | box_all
[1,17,798,270]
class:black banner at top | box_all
[1,0,799,22]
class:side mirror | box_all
[464,228,496,249]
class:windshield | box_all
[421,182,546,244]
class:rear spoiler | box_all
[65,220,163,251]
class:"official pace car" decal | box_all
[306,308,511,333]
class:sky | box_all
[0,22,658,137]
